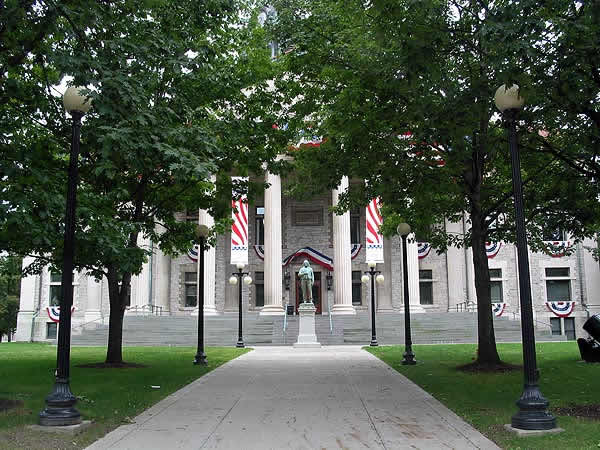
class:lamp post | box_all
[362,262,384,346]
[39,86,91,426]
[397,222,416,365]
[193,224,209,366]
[495,84,556,430]
[229,263,252,348]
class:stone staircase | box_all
[71,311,565,347]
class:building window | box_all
[255,272,264,307]
[352,271,362,305]
[489,268,503,303]
[255,206,264,246]
[184,272,197,307]
[46,322,57,339]
[350,209,360,245]
[419,270,433,305]
[184,210,198,223]
[550,317,561,336]
[543,228,566,242]
[545,267,571,302]
[564,317,576,340]
[49,272,62,306]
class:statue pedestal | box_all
[294,302,321,348]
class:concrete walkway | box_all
[87,346,500,450]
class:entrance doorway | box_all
[295,271,322,314]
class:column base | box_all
[259,305,285,316]
[399,305,427,314]
[14,310,35,342]
[330,304,356,315]
[191,306,219,316]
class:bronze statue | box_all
[298,260,314,303]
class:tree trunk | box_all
[471,216,501,366]
[105,267,130,364]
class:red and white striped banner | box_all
[231,177,249,266]
[365,198,384,263]
[492,302,506,317]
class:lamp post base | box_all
[511,385,557,430]
[193,352,207,366]
[402,350,417,365]
[236,340,245,348]
[370,339,378,347]
[39,379,81,426]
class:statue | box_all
[298,260,314,303]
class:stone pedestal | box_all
[294,303,321,348]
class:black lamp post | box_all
[193,224,209,366]
[495,84,556,430]
[362,262,384,347]
[397,223,416,365]
[39,86,91,426]
[229,263,252,348]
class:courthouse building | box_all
[14,169,600,343]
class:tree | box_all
[268,0,600,367]
[1,1,285,363]
[0,295,19,342]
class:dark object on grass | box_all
[577,314,600,363]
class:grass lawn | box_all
[367,342,600,450]
[0,343,249,449]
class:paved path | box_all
[87,346,500,450]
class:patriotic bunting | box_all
[46,306,76,323]
[231,177,249,266]
[485,242,502,259]
[546,301,576,317]
[282,247,333,271]
[187,244,200,263]
[492,302,506,317]
[253,244,362,266]
[544,241,572,258]
[365,198,384,263]
[418,242,431,259]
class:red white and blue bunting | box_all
[492,302,506,317]
[365,197,384,263]
[187,244,200,263]
[46,306,76,323]
[486,242,502,259]
[546,301,576,317]
[231,177,249,266]
[253,244,362,268]
[283,247,333,271]
[544,241,572,258]
[417,242,431,259]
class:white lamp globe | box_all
[494,84,525,112]
[367,261,376,269]
[361,274,370,284]
[236,262,246,270]
[229,275,238,285]
[63,86,92,114]
[376,274,385,284]
[397,222,411,237]
[196,224,209,239]
[243,275,252,285]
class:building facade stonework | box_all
[14,173,600,342]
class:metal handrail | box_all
[509,312,553,330]
[125,304,163,316]
[455,301,477,312]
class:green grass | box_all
[366,342,600,450]
[0,343,249,449]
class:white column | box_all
[15,256,37,341]
[193,208,218,315]
[463,217,477,306]
[406,235,425,313]
[331,176,356,315]
[84,276,103,323]
[378,238,394,311]
[445,218,466,311]
[261,169,284,315]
